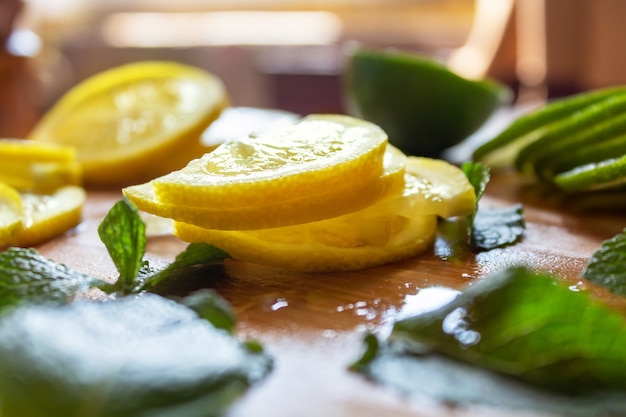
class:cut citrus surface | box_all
[172,155,474,272]
[174,214,437,273]
[12,186,86,248]
[403,157,476,218]
[152,114,388,208]
[28,61,228,186]
[124,144,407,230]
[0,183,23,248]
[1,161,81,193]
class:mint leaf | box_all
[462,161,490,205]
[0,248,105,316]
[98,198,146,294]
[141,243,230,294]
[582,227,626,295]
[471,203,525,250]
[358,266,626,393]
[461,161,525,251]
[180,289,237,334]
[0,293,272,417]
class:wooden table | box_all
[35,169,626,417]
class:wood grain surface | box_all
[35,169,626,417]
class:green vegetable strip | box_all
[546,132,626,177]
[554,154,626,192]
[473,87,626,162]
[514,94,626,177]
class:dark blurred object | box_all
[0,0,38,137]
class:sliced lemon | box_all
[0,138,81,193]
[29,61,228,186]
[124,143,405,230]
[151,114,389,208]
[12,186,86,247]
[0,160,82,193]
[403,156,477,218]
[172,157,472,272]
[0,182,23,248]
[174,214,437,273]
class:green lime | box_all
[344,48,511,157]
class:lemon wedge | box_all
[29,61,228,186]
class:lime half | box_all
[345,48,511,157]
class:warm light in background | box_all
[102,11,343,47]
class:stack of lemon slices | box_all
[0,139,85,248]
[124,114,476,272]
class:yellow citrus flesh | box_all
[28,61,228,186]
[171,156,472,272]
[124,144,406,230]
[151,114,388,208]
[0,160,82,193]
[0,139,76,164]
[174,214,437,273]
[12,186,86,248]
[0,183,24,248]
[403,156,477,218]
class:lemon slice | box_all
[174,214,437,273]
[0,139,81,193]
[29,61,228,186]
[0,183,23,248]
[403,156,477,218]
[1,160,82,193]
[151,114,389,208]
[172,157,473,272]
[12,186,86,247]
[124,144,406,230]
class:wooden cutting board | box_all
[35,169,626,417]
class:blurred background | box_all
[2,0,626,137]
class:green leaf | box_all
[179,289,237,334]
[141,243,231,293]
[359,266,626,393]
[97,198,146,294]
[471,203,525,250]
[353,267,626,414]
[0,293,272,417]
[0,248,105,316]
[462,161,490,204]
[582,227,626,295]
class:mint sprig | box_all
[98,198,146,294]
